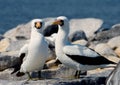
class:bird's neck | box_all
[55,26,70,55]
[30,29,43,41]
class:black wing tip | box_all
[110,61,117,64]
[11,70,17,74]
[10,64,21,74]
[11,53,26,74]
[16,71,25,77]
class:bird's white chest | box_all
[29,37,48,58]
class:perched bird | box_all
[52,16,116,78]
[11,19,49,80]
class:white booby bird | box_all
[11,19,49,80]
[52,16,116,78]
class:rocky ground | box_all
[0,17,120,85]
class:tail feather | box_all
[16,71,25,77]
[11,53,25,74]
[11,64,21,74]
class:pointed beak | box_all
[52,20,61,25]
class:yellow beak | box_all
[52,20,62,25]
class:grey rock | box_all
[0,64,113,85]
[69,30,88,42]
[0,38,10,52]
[94,43,117,58]
[0,54,18,71]
[72,40,88,46]
[70,18,103,38]
[6,40,28,52]
[4,23,31,40]
[54,77,106,85]
[0,37,28,52]
[0,35,4,41]
[107,36,120,49]
[41,65,76,79]
[93,24,120,43]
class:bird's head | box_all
[52,16,69,30]
[31,19,44,33]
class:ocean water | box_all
[0,0,120,34]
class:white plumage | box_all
[52,16,116,77]
[20,19,48,73]
[11,19,49,79]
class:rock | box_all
[115,47,120,57]
[45,59,61,69]
[45,59,58,69]
[0,35,4,41]
[87,68,114,77]
[4,23,31,40]
[70,18,103,38]
[0,64,114,85]
[107,36,120,49]
[94,43,117,58]
[0,52,18,71]
[6,40,28,52]
[93,24,120,43]
[94,43,120,63]
[0,51,19,57]
[72,39,88,46]
[54,77,106,85]
[68,30,88,42]
[0,37,28,52]
[0,38,10,52]
[0,77,106,85]
[111,23,120,29]
[47,49,56,61]
[41,65,76,79]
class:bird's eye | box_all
[34,22,42,29]
[60,20,64,26]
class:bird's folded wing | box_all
[63,45,116,65]
[63,44,100,58]
[11,44,28,74]
[19,44,28,61]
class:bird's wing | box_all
[63,44,100,57]
[11,44,28,74]
[19,44,28,57]
[63,44,115,65]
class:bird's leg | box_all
[74,70,80,78]
[31,71,42,81]
[27,72,32,81]
[38,71,41,79]
[75,70,87,78]
[23,72,32,84]
[79,71,87,78]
